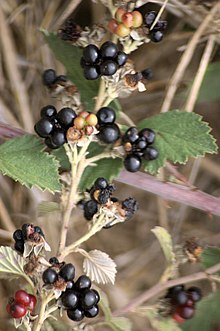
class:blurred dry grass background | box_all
[0,1,220,330]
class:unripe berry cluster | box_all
[34,105,76,149]
[96,107,121,144]
[122,127,158,172]
[42,69,67,88]
[80,41,128,80]
[166,285,202,324]
[82,177,138,227]
[144,11,167,43]
[13,224,44,254]
[6,290,37,319]
[66,111,98,142]
[108,7,143,37]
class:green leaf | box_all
[138,110,217,174]
[146,310,181,331]
[201,246,220,273]
[198,62,220,102]
[181,291,220,331]
[0,246,27,280]
[52,146,70,171]
[0,135,61,192]
[79,142,123,192]
[42,30,99,111]
[151,227,177,280]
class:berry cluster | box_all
[66,111,98,142]
[6,290,37,319]
[61,275,100,321]
[108,7,143,37]
[80,41,128,80]
[166,285,202,324]
[34,105,76,149]
[82,177,138,227]
[13,224,44,254]
[144,11,167,42]
[96,107,121,144]
[122,127,158,172]
[42,69,67,88]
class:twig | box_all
[116,170,220,217]
[53,0,82,30]
[160,2,220,113]
[184,35,216,112]
[156,169,169,229]
[114,262,220,315]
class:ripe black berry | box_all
[83,45,100,64]
[67,307,84,321]
[139,128,155,144]
[151,30,163,42]
[49,257,59,265]
[66,280,75,290]
[143,147,159,160]
[134,138,147,151]
[94,177,108,189]
[42,268,58,284]
[42,69,56,87]
[84,66,100,80]
[115,51,128,66]
[171,290,188,306]
[75,275,91,290]
[61,290,79,309]
[14,240,24,254]
[122,197,138,218]
[59,263,75,281]
[13,229,23,241]
[100,60,118,76]
[123,127,139,144]
[100,41,118,58]
[84,305,99,318]
[145,11,156,27]
[97,123,120,144]
[84,200,98,220]
[96,107,116,125]
[176,305,195,320]
[187,287,202,302]
[80,289,97,309]
[34,118,55,138]
[34,226,44,237]
[166,285,185,298]
[40,105,57,118]
[56,107,77,128]
[124,154,141,172]
[92,290,100,304]
[141,68,153,80]
[50,129,67,147]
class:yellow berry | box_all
[74,116,86,129]
[86,113,98,126]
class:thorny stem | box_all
[33,292,55,331]
[113,262,220,316]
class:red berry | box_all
[175,305,195,319]
[6,303,11,314]
[115,23,130,37]
[172,312,185,324]
[132,11,143,28]
[108,19,118,33]
[15,290,30,307]
[115,7,126,22]
[28,294,37,311]
[10,303,27,319]
[122,12,134,28]
[79,111,89,119]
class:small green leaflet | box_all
[138,110,217,174]
[42,30,99,111]
[151,227,177,281]
[181,291,220,331]
[146,310,181,331]
[201,246,220,273]
[0,135,61,192]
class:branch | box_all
[114,262,220,316]
[116,170,220,217]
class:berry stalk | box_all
[33,292,55,331]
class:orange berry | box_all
[115,7,126,22]
[132,11,143,28]
[74,116,86,129]
[108,19,118,33]
[115,23,130,37]
[79,111,89,119]
[86,113,98,126]
[121,12,134,28]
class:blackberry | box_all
[133,138,147,151]
[141,68,153,80]
[83,45,100,64]
[61,290,79,309]
[45,136,60,149]
[187,287,202,302]
[34,226,44,237]
[115,51,128,67]
[97,123,120,144]
[66,281,75,290]
[151,30,163,42]
[21,223,34,240]
[175,305,195,320]
[59,263,75,281]
[57,107,77,128]
[34,118,55,138]
[84,66,100,80]
[122,197,138,218]
[80,289,97,309]
[67,307,84,321]
[166,285,185,299]
[123,127,139,144]
[40,105,57,118]
[100,41,118,59]
[42,268,58,284]
[92,290,100,304]
[42,69,56,87]
[14,240,24,254]
[171,290,188,306]
[139,128,155,144]
[84,200,98,220]
[84,305,99,318]
[143,146,159,160]
[50,129,67,147]
[49,257,59,265]
[100,60,118,76]
[13,229,23,241]
[124,154,141,172]
[75,275,91,290]
[94,177,108,190]
[145,11,156,27]
[153,20,167,31]
[96,107,116,125]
